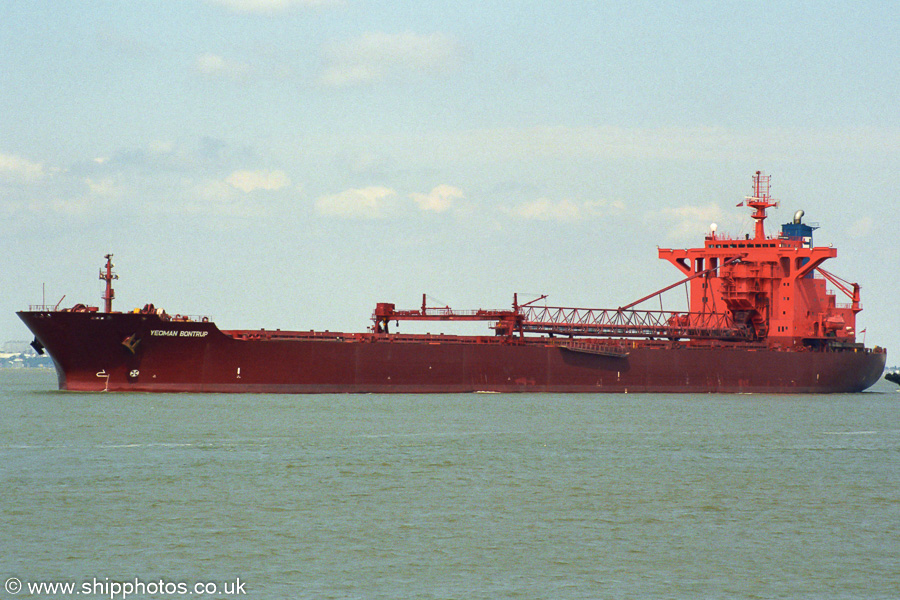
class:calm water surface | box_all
[1,369,898,599]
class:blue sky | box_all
[2,0,899,358]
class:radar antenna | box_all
[746,171,778,240]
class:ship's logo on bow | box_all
[122,333,141,354]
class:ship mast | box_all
[99,253,118,313]
[746,170,778,240]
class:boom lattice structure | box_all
[516,305,751,340]
[373,294,752,341]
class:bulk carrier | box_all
[18,173,886,393]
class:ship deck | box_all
[220,328,784,351]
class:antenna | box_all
[745,171,779,240]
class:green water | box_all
[1,369,898,599]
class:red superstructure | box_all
[18,173,886,393]
[657,171,861,349]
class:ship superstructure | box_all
[658,171,861,350]
[18,173,886,393]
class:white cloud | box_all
[84,177,122,197]
[506,197,625,222]
[584,199,626,217]
[148,140,175,155]
[321,32,461,87]
[410,185,464,212]
[27,197,93,217]
[226,169,291,193]
[402,125,900,166]
[195,53,252,80]
[315,186,396,218]
[847,216,875,238]
[0,153,45,181]
[186,179,263,218]
[510,198,580,221]
[656,203,728,239]
[17,179,122,218]
[207,0,342,13]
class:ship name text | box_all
[150,330,209,338]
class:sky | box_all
[2,0,899,360]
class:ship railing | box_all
[420,308,487,317]
[163,313,212,323]
[22,304,214,322]
[378,307,515,320]
[28,304,60,312]
[27,303,98,313]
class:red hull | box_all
[18,311,886,394]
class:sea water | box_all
[1,369,898,599]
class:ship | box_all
[18,172,886,393]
